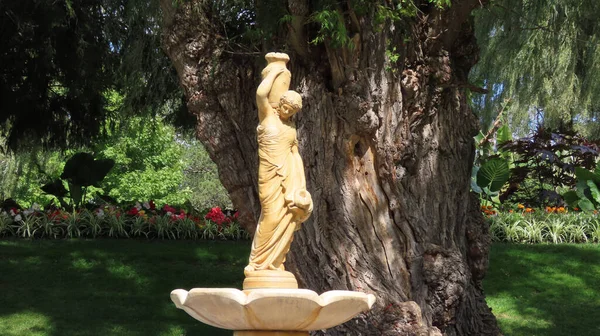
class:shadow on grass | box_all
[0,239,250,336]
[485,243,600,336]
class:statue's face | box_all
[279,103,298,119]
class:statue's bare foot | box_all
[244,265,255,276]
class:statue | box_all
[244,52,313,285]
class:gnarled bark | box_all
[160,1,501,334]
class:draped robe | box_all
[247,120,305,271]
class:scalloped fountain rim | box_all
[171,288,376,331]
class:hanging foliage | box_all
[471,0,600,138]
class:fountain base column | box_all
[234,332,309,336]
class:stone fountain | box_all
[171,52,375,336]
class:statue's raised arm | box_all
[256,68,284,122]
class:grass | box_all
[484,243,600,336]
[0,240,598,336]
[0,239,250,336]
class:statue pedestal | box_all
[243,270,298,291]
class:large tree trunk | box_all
[160,1,501,335]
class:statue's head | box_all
[278,90,302,119]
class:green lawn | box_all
[0,239,250,336]
[0,240,598,336]
[484,243,600,336]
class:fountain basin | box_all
[171,288,376,331]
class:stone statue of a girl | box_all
[244,53,313,281]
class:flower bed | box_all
[0,202,249,240]
[483,205,600,244]
[6,201,598,244]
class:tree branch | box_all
[461,83,489,94]
[287,0,309,58]
[490,2,554,33]
[478,98,511,147]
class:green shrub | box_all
[0,211,14,236]
[487,211,600,243]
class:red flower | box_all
[48,210,67,222]
[127,207,139,216]
[205,206,228,225]
[163,204,177,214]
[149,200,156,210]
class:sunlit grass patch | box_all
[0,311,53,336]
[486,293,554,334]
[485,243,600,336]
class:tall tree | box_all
[0,0,115,148]
[0,0,186,150]
[160,0,500,335]
[471,0,600,138]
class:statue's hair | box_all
[279,90,302,111]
